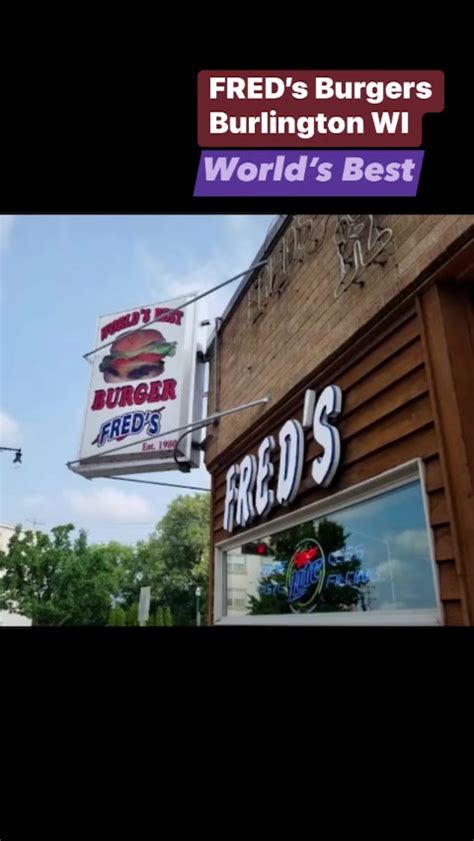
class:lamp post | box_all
[195,586,202,627]
[350,529,396,607]
[0,447,22,464]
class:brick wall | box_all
[205,214,474,466]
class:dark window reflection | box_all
[225,481,438,616]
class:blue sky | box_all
[0,215,275,544]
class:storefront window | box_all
[222,477,438,620]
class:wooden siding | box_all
[209,301,464,624]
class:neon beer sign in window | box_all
[225,479,439,617]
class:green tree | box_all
[309,518,363,612]
[126,602,139,626]
[115,540,151,609]
[248,517,364,615]
[109,606,127,626]
[164,606,173,626]
[154,607,164,626]
[0,525,120,626]
[141,494,210,626]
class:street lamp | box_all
[1,447,22,464]
[195,586,202,627]
[349,529,396,607]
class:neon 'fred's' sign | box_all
[223,385,342,533]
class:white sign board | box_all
[138,586,151,626]
[72,296,201,478]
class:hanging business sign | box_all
[71,296,201,479]
[223,385,343,533]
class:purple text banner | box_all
[194,150,424,197]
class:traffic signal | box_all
[242,541,270,556]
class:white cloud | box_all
[21,494,52,515]
[0,215,15,254]
[0,410,22,447]
[336,498,391,529]
[375,557,410,582]
[0,216,16,302]
[135,215,276,329]
[65,487,154,523]
[388,528,429,559]
[137,243,226,302]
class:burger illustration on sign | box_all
[99,329,177,383]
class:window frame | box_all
[213,458,443,626]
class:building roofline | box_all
[206,214,292,354]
